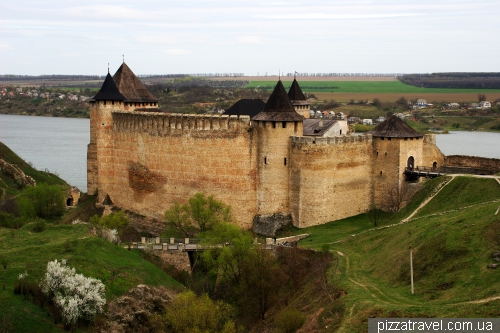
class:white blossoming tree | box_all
[40,259,106,325]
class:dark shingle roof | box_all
[93,73,126,101]
[253,80,304,122]
[224,99,265,119]
[113,63,159,103]
[303,119,337,136]
[369,115,423,138]
[288,78,306,101]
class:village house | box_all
[479,101,491,109]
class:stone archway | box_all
[407,156,415,170]
[66,197,73,206]
[433,161,438,169]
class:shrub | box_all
[274,308,306,333]
[18,183,65,219]
[32,218,46,232]
[40,259,106,326]
[90,211,130,244]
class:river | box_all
[0,114,499,193]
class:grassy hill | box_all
[0,142,68,199]
[286,176,500,332]
[0,223,183,332]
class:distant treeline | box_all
[0,75,104,81]
[399,73,500,89]
[256,85,340,90]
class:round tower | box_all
[253,80,304,222]
[288,76,311,118]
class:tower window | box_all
[104,100,106,105]
[282,122,286,128]
[376,151,379,156]
[272,122,276,128]
[284,158,287,166]
[264,157,267,165]
[385,152,388,156]
[112,101,114,105]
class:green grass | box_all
[284,176,500,331]
[0,223,183,332]
[246,81,500,94]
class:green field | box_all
[246,80,500,94]
[283,176,500,331]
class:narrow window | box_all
[284,158,287,166]
[282,122,286,128]
[340,129,342,135]
[272,122,276,128]
[385,152,388,156]
[264,157,267,165]
[104,100,106,105]
[404,138,407,141]
[388,137,392,141]
[376,151,379,156]
[380,171,383,176]
[112,100,114,105]
[381,137,385,140]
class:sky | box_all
[1,0,499,76]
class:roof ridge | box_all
[288,78,306,101]
[112,63,158,103]
[93,73,126,101]
[253,80,304,121]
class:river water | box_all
[0,114,499,193]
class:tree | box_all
[163,193,233,237]
[367,204,382,227]
[18,183,65,219]
[153,291,237,333]
[239,247,285,320]
[372,98,382,108]
[90,211,129,243]
[40,259,105,326]
[396,96,408,109]
[478,93,487,102]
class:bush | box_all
[18,183,65,219]
[90,211,130,243]
[31,218,46,232]
[40,259,106,326]
[274,308,306,333]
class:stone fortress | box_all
[87,63,446,233]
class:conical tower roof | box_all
[288,78,306,101]
[369,115,423,138]
[93,73,126,101]
[113,63,158,103]
[253,80,304,122]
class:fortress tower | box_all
[87,63,159,202]
[370,115,424,210]
[288,77,311,119]
[252,80,304,221]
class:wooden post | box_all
[409,245,414,294]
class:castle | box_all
[87,63,444,233]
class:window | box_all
[264,157,267,165]
[381,137,385,140]
[284,158,287,166]
[272,122,276,128]
[282,122,286,128]
[385,152,388,156]
[103,100,106,105]
[112,101,114,105]
[376,151,379,156]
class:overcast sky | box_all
[1,0,499,76]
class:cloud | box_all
[238,36,262,44]
[163,49,190,55]
[0,43,13,51]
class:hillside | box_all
[0,223,183,332]
[0,142,68,199]
[288,175,500,332]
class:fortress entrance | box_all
[407,156,415,170]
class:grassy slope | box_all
[288,176,500,332]
[0,223,183,333]
[246,81,500,94]
[0,142,68,198]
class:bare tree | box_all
[478,93,487,102]
[367,204,382,226]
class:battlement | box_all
[423,134,436,144]
[291,134,372,147]
[112,111,251,135]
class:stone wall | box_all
[444,155,500,174]
[290,135,374,227]
[423,134,445,169]
[102,111,258,229]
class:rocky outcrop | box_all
[100,284,177,333]
[253,212,292,237]
[0,159,36,187]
